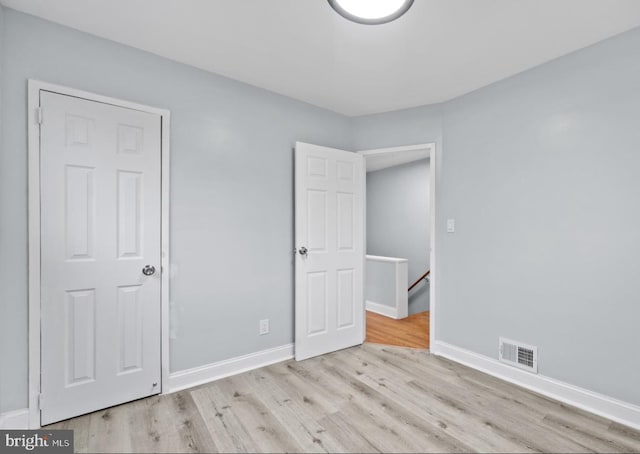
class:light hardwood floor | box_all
[48,344,640,453]
[365,310,429,349]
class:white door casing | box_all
[357,143,436,348]
[294,142,365,361]
[39,91,162,425]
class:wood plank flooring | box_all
[48,344,640,453]
[366,310,429,349]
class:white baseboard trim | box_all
[0,409,30,429]
[431,340,640,431]
[366,301,400,319]
[167,343,294,394]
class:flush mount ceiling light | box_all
[328,0,414,25]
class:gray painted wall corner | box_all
[438,25,640,406]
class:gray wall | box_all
[438,26,640,406]
[352,27,640,407]
[366,259,404,309]
[351,104,442,152]
[0,8,352,413]
[0,3,8,416]
[366,159,430,314]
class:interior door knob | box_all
[298,247,308,256]
[142,265,156,276]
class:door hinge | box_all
[38,393,44,410]
[36,107,43,125]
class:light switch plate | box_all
[447,219,456,233]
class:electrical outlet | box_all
[259,319,270,335]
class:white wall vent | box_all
[499,338,538,373]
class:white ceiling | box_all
[3,0,640,116]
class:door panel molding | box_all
[294,142,365,361]
[27,80,171,428]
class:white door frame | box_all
[357,143,437,348]
[27,80,171,428]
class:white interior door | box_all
[294,142,365,361]
[40,91,162,425]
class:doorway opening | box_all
[358,144,435,350]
